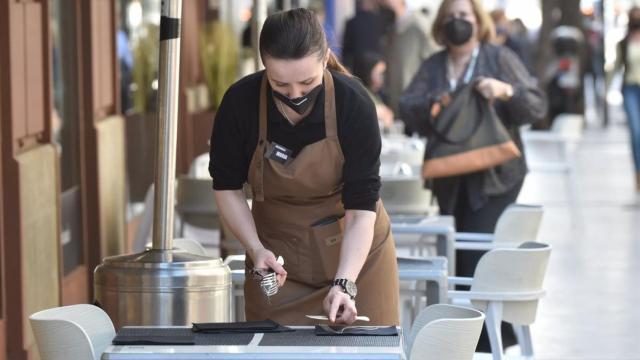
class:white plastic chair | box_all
[449,242,552,360]
[381,135,425,167]
[406,304,485,360]
[224,255,247,321]
[380,176,435,216]
[188,152,211,179]
[172,238,208,255]
[29,304,115,360]
[175,175,220,235]
[522,114,583,207]
[454,204,543,251]
[132,184,157,252]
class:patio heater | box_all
[94,0,231,329]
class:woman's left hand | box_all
[323,285,358,324]
[476,78,514,101]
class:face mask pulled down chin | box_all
[444,18,474,46]
[272,83,323,114]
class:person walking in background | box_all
[399,0,547,352]
[342,0,387,72]
[490,9,532,74]
[380,0,435,123]
[617,6,640,201]
[352,52,394,130]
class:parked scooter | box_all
[540,26,585,129]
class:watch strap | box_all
[333,278,355,299]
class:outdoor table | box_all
[101,326,405,359]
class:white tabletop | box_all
[390,215,455,234]
[101,326,405,360]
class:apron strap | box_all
[252,73,269,202]
[251,70,337,202]
[323,70,338,138]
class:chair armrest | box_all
[455,233,494,242]
[448,289,546,301]
[224,254,246,265]
[447,276,473,286]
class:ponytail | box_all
[327,51,351,75]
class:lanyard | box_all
[448,46,480,91]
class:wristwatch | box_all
[333,278,357,300]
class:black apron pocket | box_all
[310,217,344,283]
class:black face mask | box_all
[272,83,323,114]
[443,18,474,46]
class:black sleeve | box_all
[340,90,381,212]
[208,88,250,190]
[398,57,440,137]
[496,47,548,126]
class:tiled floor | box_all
[518,120,640,359]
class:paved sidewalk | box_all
[518,121,640,359]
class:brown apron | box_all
[245,70,399,326]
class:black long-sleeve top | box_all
[399,43,548,212]
[209,70,382,212]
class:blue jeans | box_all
[622,85,640,173]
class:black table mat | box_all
[258,328,400,347]
[314,325,398,336]
[192,320,293,334]
[114,327,254,346]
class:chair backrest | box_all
[493,204,544,244]
[172,237,208,256]
[551,113,583,140]
[188,153,211,179]
[133,184,156,252]
[175,176,218,215]
[407,304,485,360]
[381,136,425,167]
[223,255,246,271]
[471,242,552,325]
[29,304,115,360]
[380,176,433,215]
[380,162,415,177]
[134,179,215,252]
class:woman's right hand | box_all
[249,247,288,287]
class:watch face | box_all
[346,281,357,297]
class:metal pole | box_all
[152,0,182,250]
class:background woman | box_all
[399,0,547,350]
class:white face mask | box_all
[628,41,640,64]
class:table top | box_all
[101,326,405,360]
[397,256,448,280]
[390,215,455,234]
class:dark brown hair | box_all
[259,8,349,74]
[432,0,495,46]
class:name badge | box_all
[265,142,293,165]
